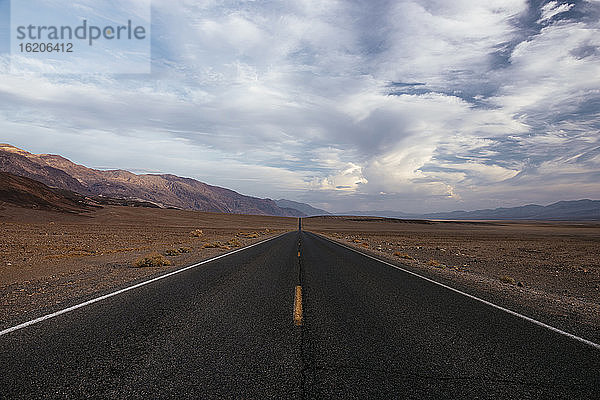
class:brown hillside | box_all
[0,171,93,213]
[0,144,89,194]
[0,144,303,216]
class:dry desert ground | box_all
[303,216,600,343]
[0,205,297,326]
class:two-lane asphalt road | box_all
[1,229,598,398]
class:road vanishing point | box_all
[1,223,599,399]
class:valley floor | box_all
[2,207,599,344]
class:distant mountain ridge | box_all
[0,144,308,217]
[421,200,600,221]
[275,199,330,216]
[4,144,594,220]
[339,210,415,219]
[340,200,600,221]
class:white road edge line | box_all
[314,232,600,351]
[0,232,289,337]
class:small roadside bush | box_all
[238,231,259,239]
[190,229,204,238]
[394,252,414,260]
[227,238,242,248]
[134,253,171,268]
[164,247,192,256]
[164,248,180,256]
[427,259,444,268]
[203,241,230,249]
[500,275,516,285]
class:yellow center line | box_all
[293,285,303,326]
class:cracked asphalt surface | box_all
[1,229,599,398]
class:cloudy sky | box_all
[1,0,599,213]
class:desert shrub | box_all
[164,248,180,256]
[164,247,192,256]
[190,229,204,238]
[227,238,242,247]
[134,253,171,268]
[237,232,259,238]
[393,252,414,260]
[500,275,516,285]
[203,241,231,249]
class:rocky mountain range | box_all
[274,199,330,217]
[421,200,600,221]
[3,144,596,220]
[342,200,600,221]
[0,171,95,213]
[0,144,306,217]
